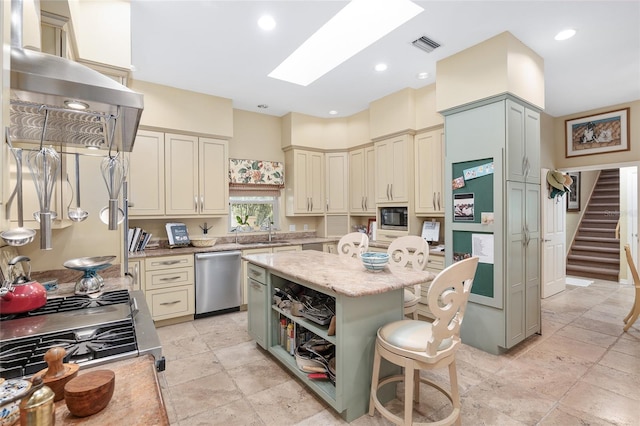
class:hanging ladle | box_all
[68,153,89,222]
[0,145,36,247]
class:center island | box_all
[243,250,435,422]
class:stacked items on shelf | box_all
[128,227,153,252]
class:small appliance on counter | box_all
[165,222,190,248]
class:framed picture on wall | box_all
[565,108,630,158]
[566,172,580,212]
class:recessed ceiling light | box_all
[268,0,423,86]
[258,15,276,31]
[554,29,576,41]
[64,100,89,110]
[329,110,338,115]
[375,63,388,72]
[417,72,429,80]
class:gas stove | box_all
[0,290,164,380]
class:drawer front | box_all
[247,263,266,284]
[146,268,194,289]
[147,285,195,320]
[145,255,194,271]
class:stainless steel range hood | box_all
[8,0,143,152]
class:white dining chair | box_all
[387,236,429,319]
[369,256,479,425]
[337,232,369,258]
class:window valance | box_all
[229,158,285,193]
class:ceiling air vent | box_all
[412,36,441,53]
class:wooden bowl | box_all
[64,370,115,417]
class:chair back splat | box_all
[426,256,477,357]
[337,232,369,258]
[388,236,429,320]
[387,235,429,271]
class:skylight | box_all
[268,0,423,86]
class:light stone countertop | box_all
[129,236,338,259]
[53,355,169,425]
[43,276,133,298]
[243,250,435,297]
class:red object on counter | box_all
[0,255,47,314]
[0,281,47,314]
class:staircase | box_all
[566,169,620,281]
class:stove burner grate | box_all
[0,290,130,321]
[0,318,137,379]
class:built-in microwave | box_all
[379,206,408,230]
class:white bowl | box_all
[360,252,389,271]
[190,236,217,247]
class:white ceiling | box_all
[130,1,640,119]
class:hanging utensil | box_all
[100,152,127,230]
[26,146,60,250]
[1,147,36,247]
[25,110,60,250]
[99,117,127,230]
[68,153,89,222]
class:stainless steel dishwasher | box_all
[194,251,242,318]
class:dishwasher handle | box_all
[195,251,241,260]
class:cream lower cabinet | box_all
[374,135,411,203]
[415,128,444,215]
[128,130,165,216]
[285,149,324,215]
[348,146,375,215]
[165,134,228,216]
[144,254,195,322]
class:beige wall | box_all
[68,0,130,69]
[554,101,640,169]
[565,170,599,249]
[369,88,416,140]
[130,80,234,139]
[436,31,544,112]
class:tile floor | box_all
[156,277,640,425]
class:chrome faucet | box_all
[262,218,275,242]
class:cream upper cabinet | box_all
[349,146,375,215]
[285,149,324,216]
[198,138,229,215]
[165,134,228,216]
[415,128,444,215]
[374,135,411,203]
[128,130,165,216]
[325,152,348,214]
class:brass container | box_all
[19,377,55,426]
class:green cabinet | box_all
[443,95,541,354]
[247,263,268,349]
